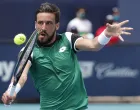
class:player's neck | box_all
[47,34,56,45]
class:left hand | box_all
[1,90,17,105]
[104,20,133,41]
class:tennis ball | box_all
[14,33,26,45]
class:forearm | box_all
[90,37,104,51]
[7,61,31,93]
[17,60,31,88]
[18,74,27,88]
[18,61,31,87]
[92,30,111,50]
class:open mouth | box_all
[39,30,48,37]
[39,31,48,41]
[40,33,46,36]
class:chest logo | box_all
[59,46,66,52]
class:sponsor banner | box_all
[77,46,140,96]
[0,44,140,99]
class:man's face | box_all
[35,12,59,44]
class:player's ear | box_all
[56,22,60,30]
[35,21,37,29]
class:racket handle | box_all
[4,85,16,106]
[9,85,16,96]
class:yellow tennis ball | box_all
[14,33,26,45]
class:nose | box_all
[41,22,46,30]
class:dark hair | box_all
[35,2,60,23]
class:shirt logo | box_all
[59,46,66,52]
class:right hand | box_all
[104,20,133,41]
[1,90,17,105]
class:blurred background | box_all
[0,0,140,110]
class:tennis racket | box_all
[8,29,38,97]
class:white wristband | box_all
[15,83,21,94]
[7,83,21,94]
[98,31,111,45]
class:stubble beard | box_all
[37,29,56,47]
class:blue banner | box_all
[0,44,140,99]
[77,45,140,96]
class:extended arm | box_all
[75,20,133,51]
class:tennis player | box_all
[1,2,133,110]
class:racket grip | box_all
[4,85,16,106]
[9,85,16,96]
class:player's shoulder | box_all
[58,32,73,44]
[61,32,82,39]
[64,32,73,41]
[60,32,73,38]
[65,32,73,37]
